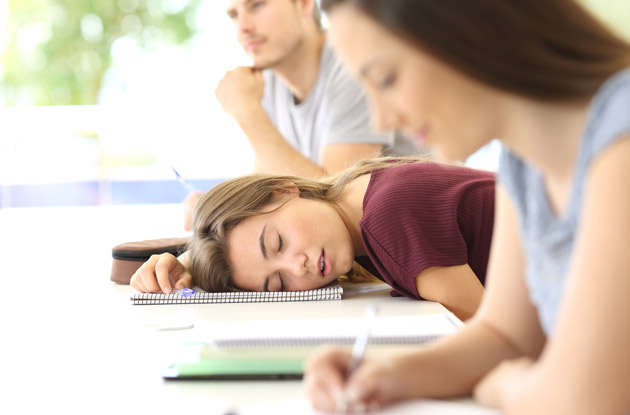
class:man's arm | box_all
[319,142,384,176]
[238,106,382,178]
[236,105,325,177]
[243,108,383,177]
[216,67,384,179]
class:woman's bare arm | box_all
[415,264,484,321]
[495,136,630,414]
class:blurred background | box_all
[1,0,629,207]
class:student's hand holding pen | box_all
[304,346,410,413]
[304,305,413,413]
[130,253,193,294]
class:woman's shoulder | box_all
[368,161,494,193]
[362,161,494,217]
[585,68,630,157]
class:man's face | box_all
[225,0,307,69]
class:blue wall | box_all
[0,179,224,208]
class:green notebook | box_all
[163,346,308,380]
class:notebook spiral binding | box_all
[211,334,444,349]
[130,284,343,305]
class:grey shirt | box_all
[261,41,418,164]
[498,69,630,336]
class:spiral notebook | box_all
[201,314,459,349]
[130,283,343,305]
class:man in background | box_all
[183,0,419,229]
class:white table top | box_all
[0,204,499,414]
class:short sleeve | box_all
[584,70,630,160]
[497,146,529,212]
[360,163,490,299]
[322,64,394,147]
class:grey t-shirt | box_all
[261,41,418,164]
[498,69,630,336]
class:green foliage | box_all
[581,0,630,41]
[1,0,201,105]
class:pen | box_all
[338,304,378,413]
[171,166,199,193]
[347,303,378,376]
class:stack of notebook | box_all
[163,314,459,380]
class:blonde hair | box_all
[188,156,430,291]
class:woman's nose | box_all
[280,253,308,277]
[370,97,401,132]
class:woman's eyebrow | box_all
[259,224,268,259]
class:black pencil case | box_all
[110,237,191,284]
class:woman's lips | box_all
[319,249,331,278]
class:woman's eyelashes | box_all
[378,71,397,90]
[250,0,265,12]
[264,273,285,292]
[269,273,285,292]
[278,234,283,253]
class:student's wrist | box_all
[232,103,266,125]
[386,351,428,399]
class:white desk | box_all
[0,205,499,414]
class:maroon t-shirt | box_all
[356,162,495,300]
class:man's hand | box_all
[215,66,265,122]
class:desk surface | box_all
[1,205,499,414]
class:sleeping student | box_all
[303,0,630,413]
[130,157,495,321]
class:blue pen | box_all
[171,166,199,193]
[181,288,195,298]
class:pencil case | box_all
[110,237,191,284]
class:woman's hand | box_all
[473,356,534,410]
[130,253,193,294]
[303,347,411,413]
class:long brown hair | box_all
[321,0,630,99]
[187,157,429,292]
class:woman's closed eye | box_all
[378,72,397,90]
[278,234,283,253]
[250,0,265,11]
[277,273,286,291]
[264,273,285,292]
